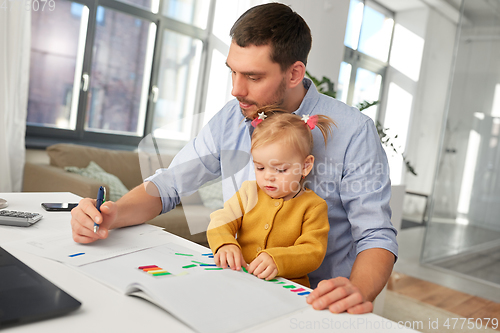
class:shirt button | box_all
[264,224,269,230]
[256,247,262,252]
[274,201,280,207]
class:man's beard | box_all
[239,77,287,119]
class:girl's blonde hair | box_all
[250,105,336,158]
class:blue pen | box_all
[94,186,106,233]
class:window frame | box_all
[340,0,395,122]
[26,0,217,150]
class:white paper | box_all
[6,224,175,266]
[78,243,309,333]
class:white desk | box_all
[0,192,418,333]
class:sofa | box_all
[23,144,220,247]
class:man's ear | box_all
[302,155,315,177]
[288,61,306,89]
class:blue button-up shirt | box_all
[147,78,398,288]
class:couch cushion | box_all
[197,177,223,210]
[65,161,129,201]
[47,144,143,190]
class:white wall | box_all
[283,0,349,87]
[404,8,457,196]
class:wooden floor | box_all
[388,271,500,331]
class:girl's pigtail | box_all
[314,115,336,147]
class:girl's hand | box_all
[214,244,248,271]
[248,252,278,280]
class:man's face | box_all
[226,42,288,118]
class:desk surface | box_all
[0,192,417,333]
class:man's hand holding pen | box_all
[70,196,117,244]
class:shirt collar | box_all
[292,77,320,117]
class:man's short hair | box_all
[230,3,312,72]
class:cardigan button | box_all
[256,247,262,252]
[274,201,280,207]
[264,224,269,230]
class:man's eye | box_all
[248,77,260,82]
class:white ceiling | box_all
[377,0,500,26]
[446,0,500,26]
[376,0,426,12]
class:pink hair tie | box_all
[302,114,318,129]
[251,112,267,127]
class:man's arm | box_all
[111,182,162,228]
[306,248,394,314]
[70,182,162,243]
[71,103,238,244]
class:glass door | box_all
[422,0,500,287]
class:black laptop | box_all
[0,246,81,328]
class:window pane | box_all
[389,23,425,82]
[27,2,88,130]
[163,0,210,29]
[116,0,157,13]
[152,30,203,140]
[203,49,232,126]
[358,4,394,62]
[86,7,156,136]
[343,0,363,50]
[337,62,352,104]
[352,67,381,121]
[213,0,267,44]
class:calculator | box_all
[0,210,43,227]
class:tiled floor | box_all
[395,225,500,303]
[421,222,500,262]
[432,245,500,285]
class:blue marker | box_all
[94,186,105,233]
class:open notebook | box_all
[78,242,311,333]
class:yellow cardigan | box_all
[207,181,330,287]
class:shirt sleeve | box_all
[262,201,330,278]
[145,111,226,214]
[340,118,398,259]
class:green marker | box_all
[182,264,197,269]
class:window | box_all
[26,0,271,148]
[85,8,156,136]
[27,0,215,147]
[27,1,88,130]
[340,0,394,122]
[152,30,203,140]
[163,0,210,29]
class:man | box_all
[70,3,397,314]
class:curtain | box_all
[0,5,31,192]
